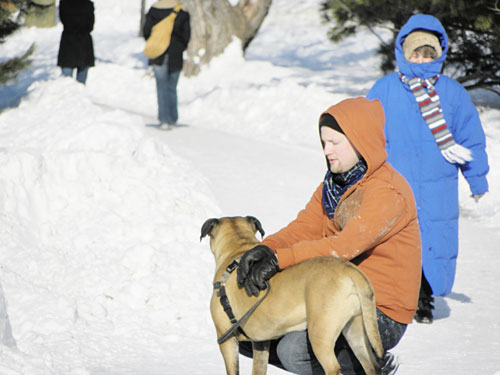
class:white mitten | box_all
[441,144,473,165]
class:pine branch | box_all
[0,43,34,85]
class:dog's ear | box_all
[200,218,219,241]
[246,216,265,238]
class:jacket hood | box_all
[395,14,448,79]
[321,97,387,177]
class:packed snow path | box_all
[144,124,326,234]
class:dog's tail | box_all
[352,271,384,359]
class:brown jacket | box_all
[262,97,422,324]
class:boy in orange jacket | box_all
[238,97,422,375]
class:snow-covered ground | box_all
[0,0,499,374]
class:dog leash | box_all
[213,260,271,344]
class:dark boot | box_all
[414,295,434,323]
[414,271,434,324]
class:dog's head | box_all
[200,216,265,257]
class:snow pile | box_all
[0,78,219,373]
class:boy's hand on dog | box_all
[237,245,280,297]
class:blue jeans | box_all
[239,309,407,375]
[61,66,89,84]
[152,56,180,125]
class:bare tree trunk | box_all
[180,0,272,76]
[237,0,272,49]
[25,0,56,28]
[139,0,146,37]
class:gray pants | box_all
[239,309,406,375]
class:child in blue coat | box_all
[367,14,489,323]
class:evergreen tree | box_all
[321,0,500,96]
[0,0,33,85]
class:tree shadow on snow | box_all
[0,67,51,111]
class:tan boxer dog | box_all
[200,216,384,375]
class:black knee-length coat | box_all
[57,0,95,68]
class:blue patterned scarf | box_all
[322,159,367,218]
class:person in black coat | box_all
[143,0,190,130]
[57,0,95,84]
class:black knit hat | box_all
[319,113,344,134]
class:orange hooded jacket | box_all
[261,97,422,324]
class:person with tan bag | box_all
[143,0,190,130]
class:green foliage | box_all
[0,0,32,85]
[0,42,33,84]
[321,0,500,95]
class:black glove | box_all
[237,245,280,297]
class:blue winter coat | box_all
[367,14,489,296]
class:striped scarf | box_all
[399,73,472,164]
[322,159,367,219]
